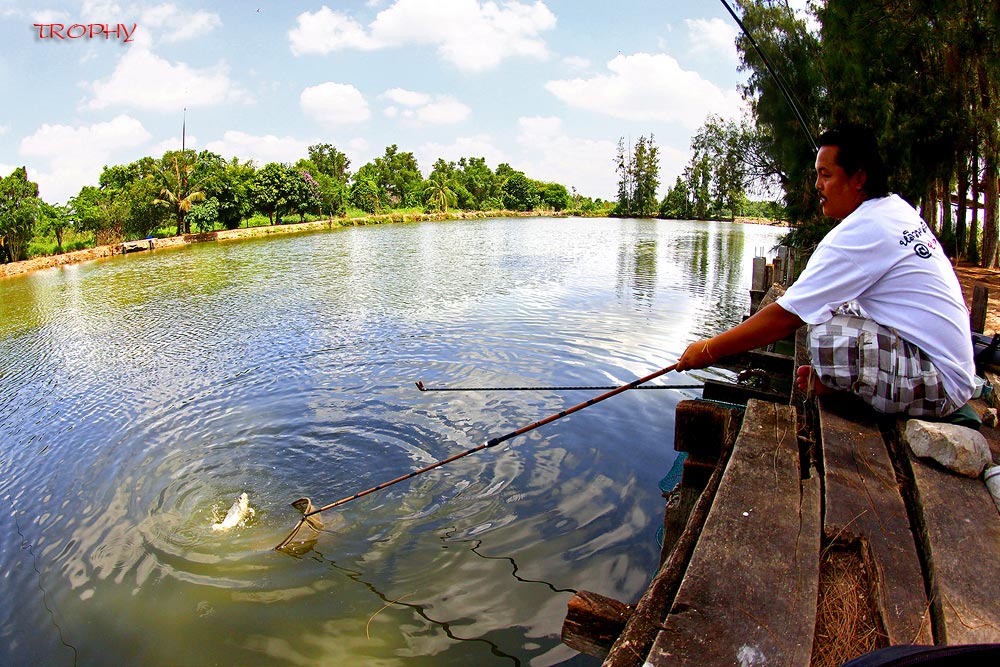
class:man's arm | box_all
[675,302,805,371]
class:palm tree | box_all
[423,172,457,213]
[153,151,206,235]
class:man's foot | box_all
[796,365,833,395]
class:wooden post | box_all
[972,284,989,334]
[561,592,634,659]
[751,256,767,291]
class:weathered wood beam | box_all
[818,396,932,645]
[898,441,1000,644]
[645,400,820,667]
[561,591,634,659]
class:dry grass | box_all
[811,542,888,667]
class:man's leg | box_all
[805,314,957,417]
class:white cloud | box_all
[513,116,615,198]
[203,130,313,167]
[416,134,507,175]
[416,98,470,124]
[383,87,431,107]
[19,115,151,203]
[82,47,251,111]
[300,82,371,125]
[380,88,470,125]
[685,17,738,63]
[545,52,743,129]
[141,4,221,44]
[288,6,378,56]
[289,0,556,72]
[561,55,590,69]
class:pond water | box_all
[0,216,786,666]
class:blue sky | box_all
[0,1,801,205]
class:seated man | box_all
[676,124,975,417]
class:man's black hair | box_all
[817,124,889,198]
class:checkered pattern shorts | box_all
[808,313,959,417]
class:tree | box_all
[251,162,294,223]
[370,144,422,207]
[614,135,660,216]
[660,176,692,219]
[287,169,321,221]
[307,143,351,182]
[0,167,40,262]
[501,172,538,211]
[422,171,458,212]
[38,202,74,253]
[152,150,206,235]
[735,0,822,225]
[538,182,570,211]
[349,175,381,214]
[456,157,498,210]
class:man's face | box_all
[814,145,868,220]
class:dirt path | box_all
[954,262,1000,336]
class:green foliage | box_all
[251,162,293,223]
[615,135,660,217]
[200,155,255,229]
[368,144,423,208]
[307,143,351,182]
[422,171,458,213]
[349,177,381,214]
[37,202,74,253]
[186,197,220,232]
[537,182,570,211]
[659,176,693,219]
[736,1,822,226]
[152,150,207,235]
[501,172,539,211]
[0,167,41,262]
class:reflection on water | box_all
[0,217,786,666]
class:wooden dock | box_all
[561,258,1000,666]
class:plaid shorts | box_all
[808,313,959,417]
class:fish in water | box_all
[212,492,255,531]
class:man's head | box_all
[814,124,888,220]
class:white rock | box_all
[903,420,992,478]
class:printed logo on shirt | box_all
[913,243,932,259]
[899,222,930,248]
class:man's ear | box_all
[853,169,868,193]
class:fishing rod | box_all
[719,0,817,151]
[415,380,704,392]
[275,363,680,553]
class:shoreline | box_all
[0,209,560,280]
[1,211,790,281]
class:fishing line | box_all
[719,0,817,151]
[8,494,80,665]
[303,548,522,664]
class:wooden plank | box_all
[561,591,634,659]
[818,396,933,644]
[673,400,733,459]
[645,400,820,667]
[905,452,1000,644]
[972,284,989,334]
[602,406,740,667]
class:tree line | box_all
[672,0,999,264]
[618,0,1000,268]
[0,144,611,263]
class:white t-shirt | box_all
[777,194,975,404]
